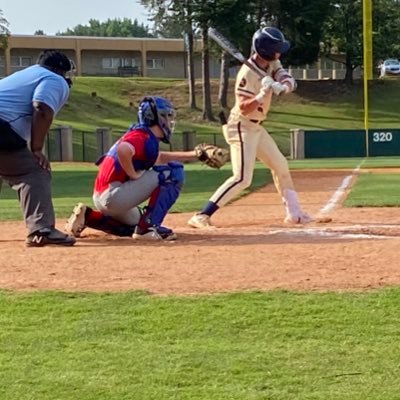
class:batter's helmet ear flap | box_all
[252,27,290,61]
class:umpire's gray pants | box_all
[0,148,55,235]
[93,169,168,226]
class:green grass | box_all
[289,156,400,170]
[0,163,270,221]
[1,288,400,400]
[346,173,400,207]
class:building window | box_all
[102,57,138,69]
[0,56,4,66]
[10,56,32,67]
[147,58,165,70]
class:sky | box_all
[1,0,151,35]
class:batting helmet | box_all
[138,96,176,144]
[252,27,290,61]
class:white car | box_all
[379,59,400,78]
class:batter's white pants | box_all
[209,118,295,208]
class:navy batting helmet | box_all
[252,27,290,61]
[138,96,176,144]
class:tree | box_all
[191,0,220,121]
[372,0,400,64]
[275,0,333,67]
[321,0,363,85]
[34,30,46,35]
[0,9,9,49]
[209,0,258,108]
[321,0,400,83]
[140,0,198,109]
[57,18,153,37]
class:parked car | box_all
[379,59,400,78]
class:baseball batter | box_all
[188,27,313,229]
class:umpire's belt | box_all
[250,119,264,124]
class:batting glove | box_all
[271,82,289,96]
[255,76,275,103]
[261,76,275,90]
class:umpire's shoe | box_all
[26,228,76,247]
[132,225,177,241]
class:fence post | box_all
[59,126,74,161]
[182,131,196,151]
[96,127,113,158]
[290,128,305,159]
[50,126,73,161]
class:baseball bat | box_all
[208,27,266,79]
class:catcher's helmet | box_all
[252,27,290,61]
[138,96,176,143]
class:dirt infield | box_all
[1,169,400,295]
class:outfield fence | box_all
[45,127,230,163]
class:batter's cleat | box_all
[187,213,213,229]
[65,202,87,237]
[132,225,177,241]
[26,228,76,247]
[284,212,314,225]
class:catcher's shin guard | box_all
[140,162,184,227]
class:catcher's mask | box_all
[138,96,176,144]
[252,27,290,61]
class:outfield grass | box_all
[1,289,400,400]
[346,173,400,207]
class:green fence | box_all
[293,128,400,158]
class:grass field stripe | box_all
[318,159,365,215]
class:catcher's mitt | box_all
[194,143,230,169]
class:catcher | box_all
[65,95,228,241]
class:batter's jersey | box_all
[0,65,70,141]
[94,127,159,194]
[229,58,286,122]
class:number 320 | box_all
[373,132,393,142]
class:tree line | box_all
[1,1,400,120]
[138,0,400,119]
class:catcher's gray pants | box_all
[93,169,165,226]
[0,148,55,235]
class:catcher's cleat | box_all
[65,202,87,237]
[284,212,314,225]
[132,225,177,241]
[188,213,214,229]
[26,228,76,247]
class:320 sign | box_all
[372,131,393,142]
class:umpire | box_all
[0,49,76,246]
